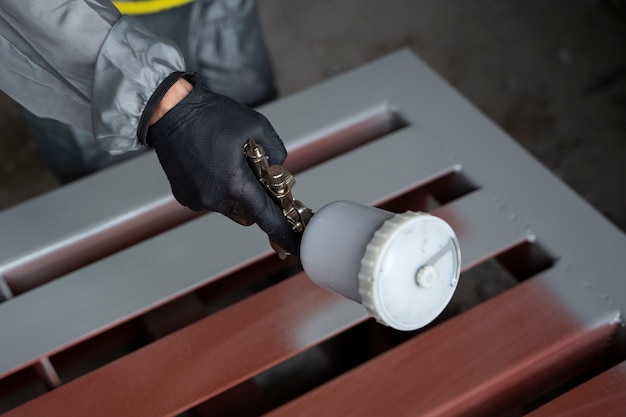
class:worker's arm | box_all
[149,78,194,125]
[0,0,183,153]
[0,0,300,253]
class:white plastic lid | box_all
[358,211,461,331]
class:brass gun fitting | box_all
[244,139,314,233]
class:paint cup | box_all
[300,201,461,331]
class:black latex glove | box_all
[141,72,300,255]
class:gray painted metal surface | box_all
[0,49,624,380]
[0,153,169,277]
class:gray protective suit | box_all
[0,0,275,179]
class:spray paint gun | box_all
[244,139,461,331]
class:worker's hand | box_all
[145,74,300,255]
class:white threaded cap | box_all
[358,211,461,331]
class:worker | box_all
[0,0,300,255]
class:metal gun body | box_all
[244,139,314,233]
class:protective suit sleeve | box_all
[0,0,185,153]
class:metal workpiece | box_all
[1,50,626,416]
[244,138,314,233]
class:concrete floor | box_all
[1,0,625,236]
